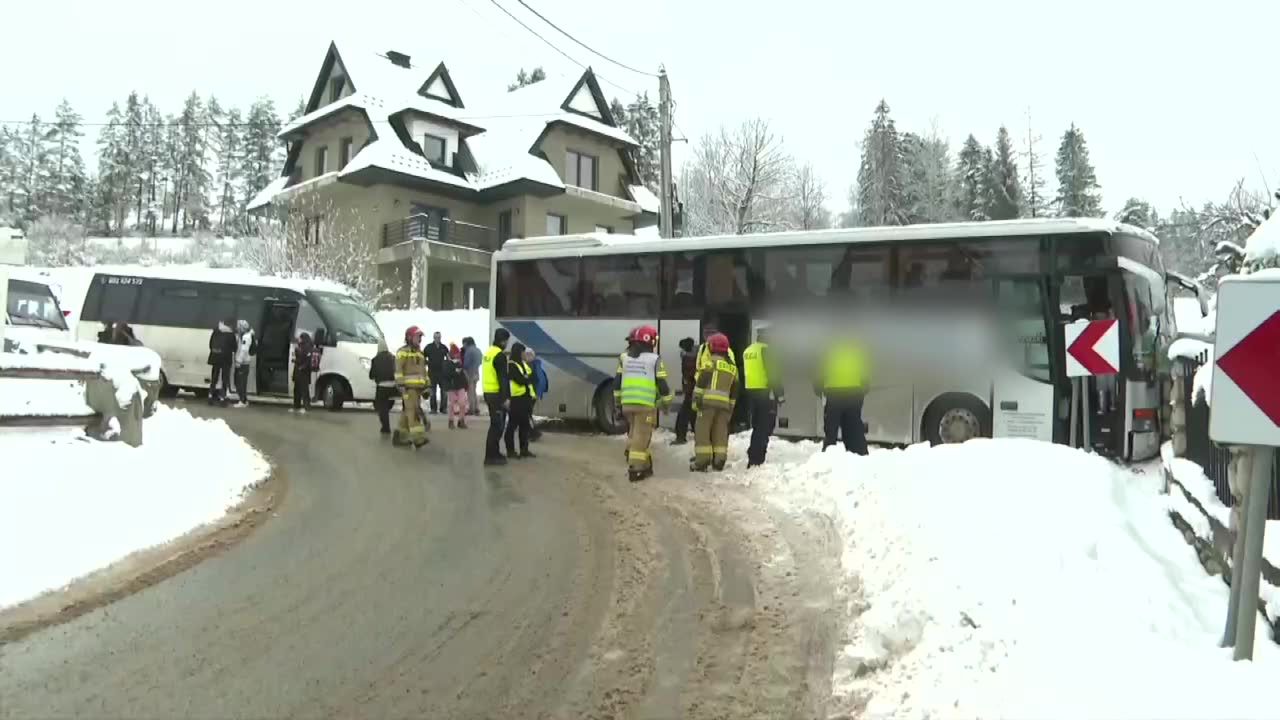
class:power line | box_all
[511,0,657,78]
[477,0,639,97]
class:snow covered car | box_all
[4,268,163,416]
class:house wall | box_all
[297,112,372,179]
[535,125,630,198]
[519,194,636,237]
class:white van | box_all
[4,267,76,352]
[75,267,384,409]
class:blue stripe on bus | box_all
[501,320,612,386]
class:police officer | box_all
[816,334,869,455]
[742,324,784,468]
[614,325,672,481]
[482,328,511,465]
[691,332,738,471]
[394,326,429,449]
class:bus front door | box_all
[991,278,1056,444]
[257,301,298,395]
[657,318,700,432]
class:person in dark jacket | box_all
[462,336,483,416]
[504,342,536,459]
[443,344,470,429]
[369,340,398,434]
[483,329,511,465]
[292,332,315,413]
[112,323,141,346]
[423,331,448,414]
[98,321,116,344]
[207,319,236,405]
[673,337,698,445]
[528,348,549,441]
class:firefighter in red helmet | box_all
[394,325,429,448]
[692,332,738,471]
[614,324,673,481]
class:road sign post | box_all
[1208,275,1280,661]
[1063,318,1119,451]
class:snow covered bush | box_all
[25,214,88,266]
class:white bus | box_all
[75,268,385,409]
[490,218,1180,461]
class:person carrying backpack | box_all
[232,319,256,407]
[444,344,469,429]
[207,319,236,406]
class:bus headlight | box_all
[359,357,371,370]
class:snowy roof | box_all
[497,218,1151,259]
[247,176,289,211]
[263,41,638,202]
[81,264,357,297]
[628,184,660,214]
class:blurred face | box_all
[411,331,424,345]
[524,349,535,362]
[433,332,441,343]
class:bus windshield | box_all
[308,291,384,345]
[7,279,68,330]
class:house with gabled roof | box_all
[249,41,660,309]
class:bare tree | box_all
[680,119,794,236]
[787,163,829,230]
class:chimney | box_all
[386,50,411,68]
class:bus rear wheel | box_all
[923,393,991,446]
[594,381,626,435]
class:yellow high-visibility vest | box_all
[823,341,866,390]
[482,345,503,394]
[510,360,534,398]
[742,342,769,390]
[697,343,735,372]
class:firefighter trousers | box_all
[623,406,657,471]
[398,387,428,445]
[693,404,732,470]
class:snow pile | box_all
[714,438,1277,719]
[0,348,144,411]
[0,405,270,609]
[375,308,489,349]
[0,378,92,417]
[1244,214,1280,266]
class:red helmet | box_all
[629,325,658,345]
[707,332,730,354]
[404,325,424,344]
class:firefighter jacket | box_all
[693,353,739,411]
[395,344,429,389]
[614,350,673,408]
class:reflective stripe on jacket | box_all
[615,351,670,407]
[697,343,735,372]
[694,356,739,408]
[395,345,428,387]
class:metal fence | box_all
[1178,353,1280,519]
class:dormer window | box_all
[329,76,344,103]
[423,134,447,165]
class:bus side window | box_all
[830,245,890,305]
[100,281,141,324]
[297,299,325,341]
[995,279,1051,382]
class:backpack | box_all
[249,335,258,356]
[310,347,323,371]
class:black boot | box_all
[485,455,508,466]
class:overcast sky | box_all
[3,0,1277,216]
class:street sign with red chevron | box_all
[1210,276,1280,446]
[1063,318,1119,377]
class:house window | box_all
[498,210,514,242]
[440,281,455,310]
[423,134,447,164]
[339,137,353,168]
[330,76,344,102]
[566,150,597,191]
[594,225,614,234]
[303,215,323,246]
[314,146,328,176]
[546,213,567,236]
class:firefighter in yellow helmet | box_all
[691,332,739,472]
[394,325,430,449]
[614,324,673,481]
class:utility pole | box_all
[658,67,674,239]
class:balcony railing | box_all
[381,214,498,252]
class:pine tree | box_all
[1053,123,1102,217]
[214,104,245,234]
[507,67,546,92]
[123,92,146,229]
[240,98,282,212]
[95,102,131,235]
[289,96,307,122]
[954,134,990,221]
[1116,197,1158,229]
[901,129,954,224]
[0,126,19,220]
[610,98,628,127]
[15,114,55,225]
[1022,110,1048,218]
[140,98,166,234]
[986,126,1022,220]
[855,99,908,227]
[622,92,660,192]
[46,100,87,220]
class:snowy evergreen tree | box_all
[623,92,660,192]
[14,114,55,224]
[1053,124,1103,217]
[507,67,546,92]
[901,129,954,224]
[289,96,307,122]
[1022,112,1048,218]
[953,134,990,221]
[123,92,146,227]
[1115,197,1158,229]
[240,98,283,212]
[139,98,166,234]
[855,99,908,226]
[177,92,213,231]
[213,104,245,234]
[45,100,87,221]
[986,126,1022,220]
[95,102,132,235]
[610,98,627,127]
[0,126,19,221]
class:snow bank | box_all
[708,437,1277,719]
[375,308,489,349]
[1244,214,1280,265]
[0,405,270,609]
[0,378,93,417]
[0,349,145,410]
